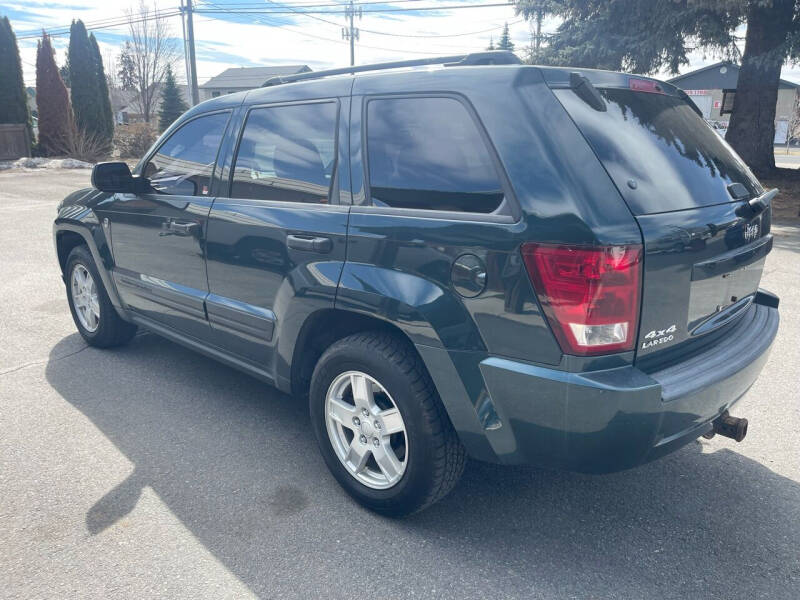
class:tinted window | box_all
[366,97,504,213]
[144,112,229,196]
[230,102,337,203]
[553,88,762,215]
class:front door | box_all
[96,111,231,341]
[204,99,349,380]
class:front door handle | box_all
[160,220,199,237]
[287,234,333,253]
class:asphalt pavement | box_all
[1,169,799,599]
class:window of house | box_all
[365,97,505,213]
[143,112,229,196]
[721,89,736,115]
[212,91,221,98]
[230,102,338,203]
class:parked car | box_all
[54,51,779,516]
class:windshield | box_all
[553,88,762,215]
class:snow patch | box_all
[0,157,93,171]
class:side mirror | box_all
[91,162,147,194]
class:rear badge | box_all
[641,324,677,349]
[744,220,760,243]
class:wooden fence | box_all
[0,124,31,160]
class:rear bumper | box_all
[427,292,779,473]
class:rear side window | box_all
[230,102,337,203]
[144,112,229,196]
[553,88,762,214]
[366,97,504,213]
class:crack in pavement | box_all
[0,345,90,377]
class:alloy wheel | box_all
[70,263,100,332]
[324,371,408,489]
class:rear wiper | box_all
[734,188,778,219]
[569,72,606,112]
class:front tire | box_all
[65,245,137,348]
[309,331,465,516]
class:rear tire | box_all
[65,245,137,348]
[309,331,465,516]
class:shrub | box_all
[114,123,156,159]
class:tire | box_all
[309,331,466,516]
[65,245,137,348]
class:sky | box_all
[6,0,800,89]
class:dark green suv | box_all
[54,52,779,515]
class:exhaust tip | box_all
[712,411,748,442]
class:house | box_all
[113,84,193,125]
[667,61,799,143]
[199,65,312,100]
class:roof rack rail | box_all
[261,51,521,87]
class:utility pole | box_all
[183,0,200,105]
[180,0,192,99]
[342,0,361,67]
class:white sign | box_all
[684,89,710,96]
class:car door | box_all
[96,110,231,341]
[204,98,349,380]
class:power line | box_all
[360,18,524,38]
[192,3,513,15]
[16,9,182,40]
[195,1,487,58]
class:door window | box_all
[144,112,229,196]
[230,102,338,203]
[365,97,505,213]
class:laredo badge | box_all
[641,324,677,349]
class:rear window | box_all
[553,88,762,215]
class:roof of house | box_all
[116,84,192,114]
[667,61,799,90]
[200,65,312,89]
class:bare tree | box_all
[784,90,800,155]
[125,1,178,123]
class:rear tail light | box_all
[521,243,642,356]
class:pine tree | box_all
[0,16,32,141]
[117,41,136,91]
[158,64,188,132]
[36,32,74,156]
[68,20,104,142]
[59,62,70,87]
[497,23,515,51]
[89,33,114,143]
[486,37,495,51]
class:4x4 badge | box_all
[641,324,677,349]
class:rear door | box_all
[97,111,230,341]
[553,82,771,364]
[204,99,349,375]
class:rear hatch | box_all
[549,71,773,366]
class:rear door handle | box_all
[287,234,333,253]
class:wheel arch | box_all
[288,308,423,401]
[54,222,125,314]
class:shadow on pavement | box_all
[45,332,800,599]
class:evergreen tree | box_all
[59,62,70,87]
[487,37,495,51]
[36,32,74,156]
[68,20,104,142]
[0,16,32,141]
[89,33,114,143]
[497,23,515,51]
[117,41,136,91]
[158,64,188,132]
